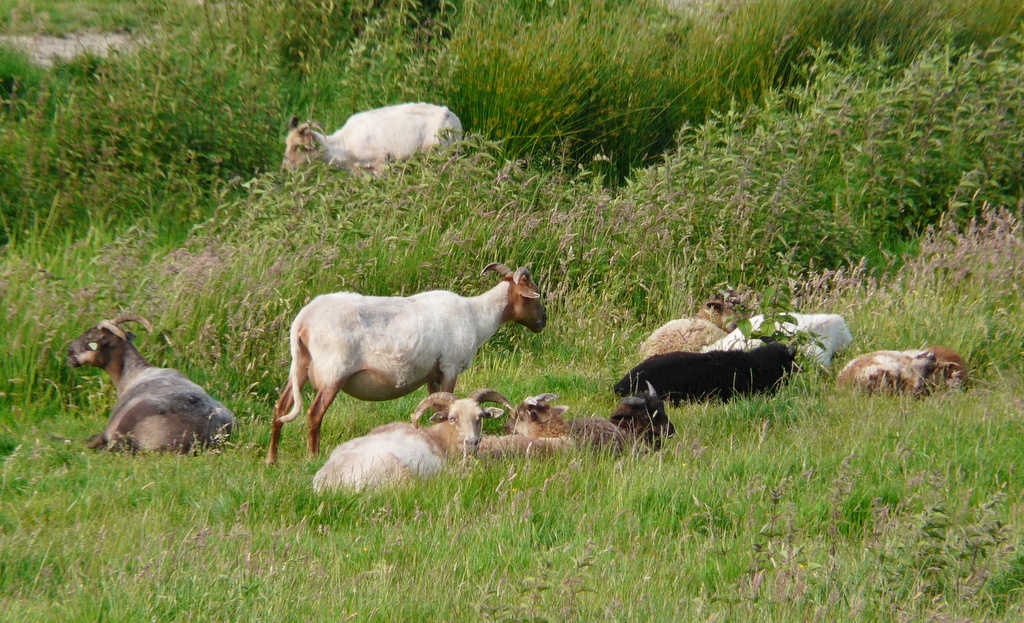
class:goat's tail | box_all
[275,327,310,424]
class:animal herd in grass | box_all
[62,102,969,491]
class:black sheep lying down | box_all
[614,342,799,404]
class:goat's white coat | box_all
[312,423,443,492]
[702,313,852,365]
[301,103,461,174]
[280,284,512,423]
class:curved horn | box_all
[468,388,515,411]
[645,381,658,398]
[410,392,457,428]
[530,393,560,405]
[97,320,128,341]
[512,266,532,284]
[111,313,154,333]
[481,262,514,278]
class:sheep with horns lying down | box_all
[281,102,463,176]
[267,262,546,464]
[837,346,968,396]
[702,313,853,366]
[482,387,675,455]
[476,394,577,459]
[312,389,513,492]
[640,288,753,358]
[66,314,236,453]
[608,381,676,449]
[616,342,799,405]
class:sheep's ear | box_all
[551,406,569,418]
[429,411,449,423]
[289,116,300,129]
[483,407,503,419]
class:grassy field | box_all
[2,0,1024,620]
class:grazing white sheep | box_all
[313,389,512,492]
[702,313,853,366]
[267,263,547,463]
[282,103,463,175]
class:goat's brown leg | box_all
[266,384,295,464]
[307,383,341,456]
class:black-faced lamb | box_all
[312,389,513,492]
[66,314,236,453]
[615,342,799,404]
[282,103,462,175]
[268,262,547,463]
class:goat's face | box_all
[697,289,749,332]
[610,390,675,448]
[431,399,503,455]
[505,400,569,437]
[67,324,131,369]
[282,116,319,170]
[507,268,547,333]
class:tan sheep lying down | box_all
[837,346,968,396]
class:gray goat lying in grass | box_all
[67,314,236,453]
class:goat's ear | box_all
[429,411,449,423]
[551,406,569,418]
[289,116,300,129]
[519,289,540,299]
[483,407,503,419]
[125,330,137,342]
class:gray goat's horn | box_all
[645,381,658,397]
[111,313,154,333]
[97,320,128,341]
[410,392,458,428]
[482,262,514,278]
[468,388,515,411]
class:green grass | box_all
[2,0,1024,620]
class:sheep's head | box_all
[610,382,675,449]
[67,313,154,369]
[697,287,753,331]
[411,388,514,455]
[282,116,323,170]
[505,393,570,437]
[482,262,547,332]
[924,346,968,389]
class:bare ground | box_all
[0,33,138,67]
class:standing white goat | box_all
[267,263,547,463]
[281,103,462,175]
[312,389,513,492]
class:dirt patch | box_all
[0,33,139,67]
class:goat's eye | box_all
[87,342,98,351]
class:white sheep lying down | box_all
[313,389,513,492]
[282,102,463,175]
[702,313,852,366]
